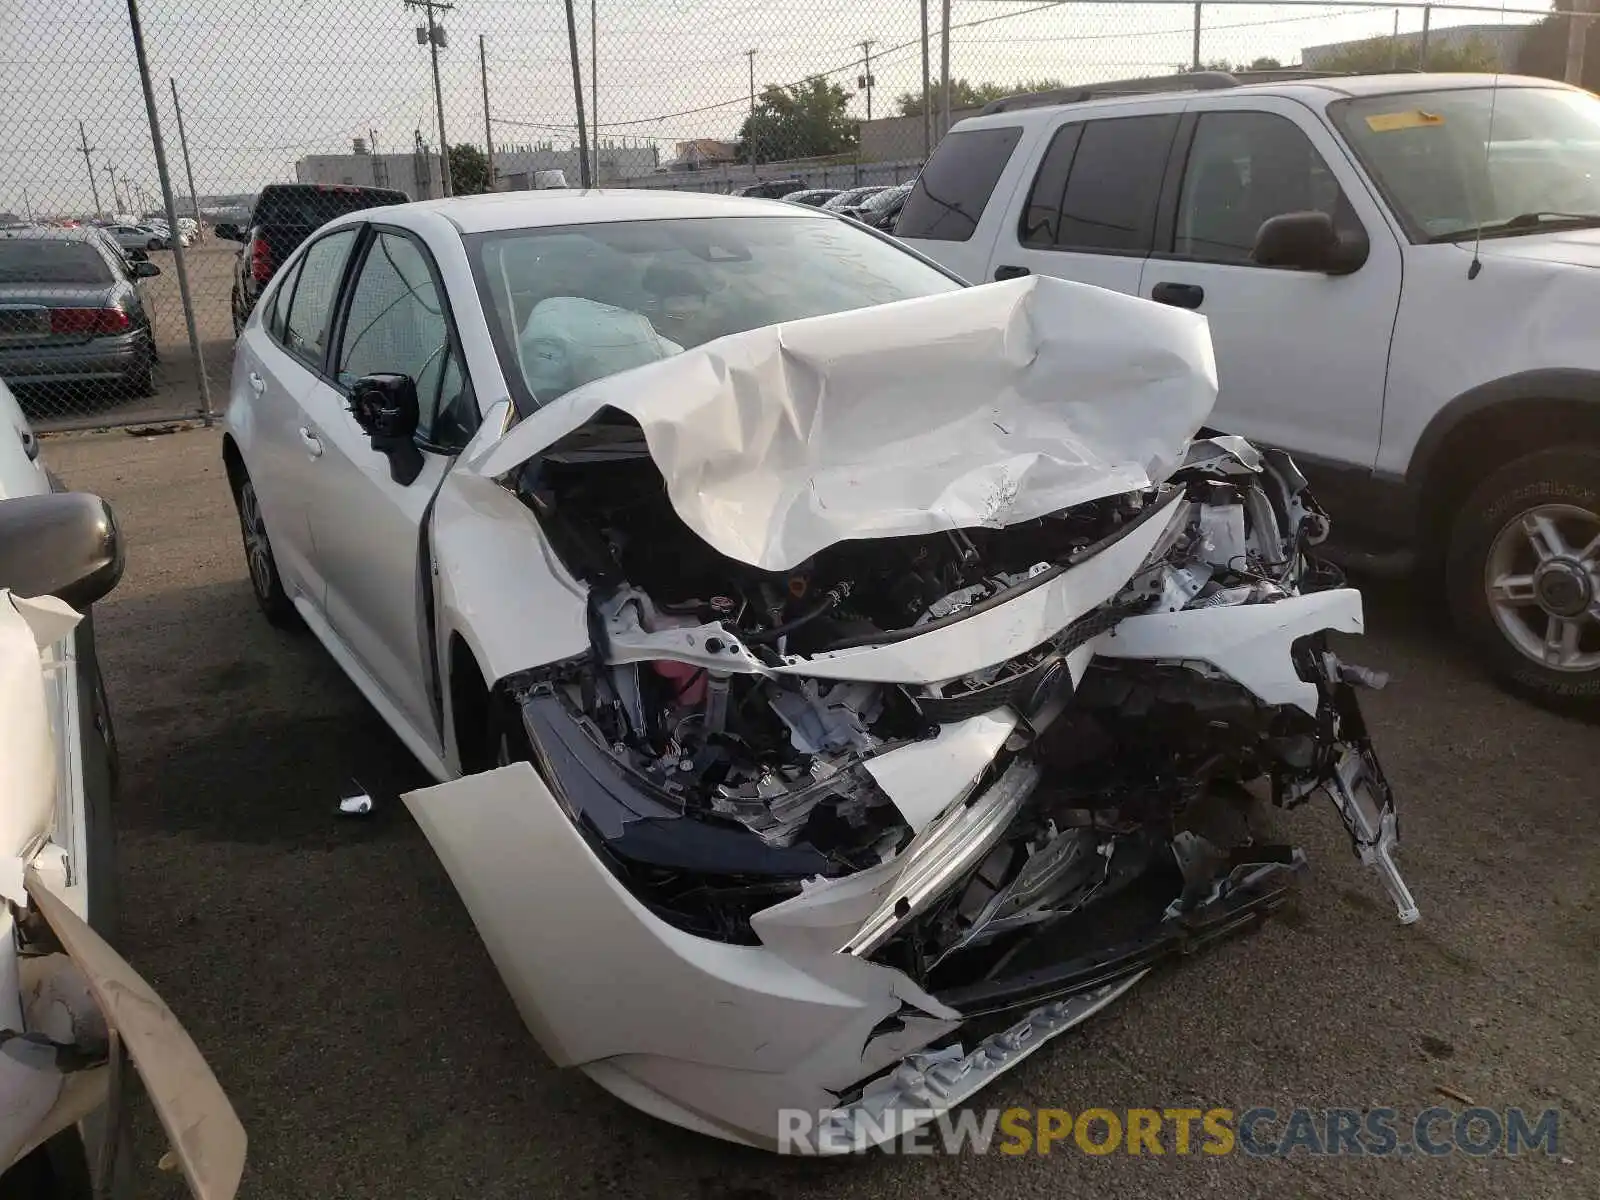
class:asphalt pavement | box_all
[43,424,1600,1199]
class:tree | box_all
[448,143,492,195]
[1517,10,1600,90]
[894,77,1065,117]
[1315,33,1499,73]
[1184,56,1284,73]
[737,78,858,163]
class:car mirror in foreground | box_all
[212,223,241,241]
[134,260,162,278]
[1252,210,1368,275]
[348,373,424,485]
[0,492,124,610]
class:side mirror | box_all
[0,492,124,611]
[133,261,161,279]
[348,374,424,485]
[1251,211,1369,275]
[213,223,242,242]
[126,247,149,263]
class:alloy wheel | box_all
[238,482,275,601]
[1483,502,1600,673]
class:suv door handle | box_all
[1150,281,1205,309]
[994,265,1030,281]
[248,371,266,395]
[297,426,323,458]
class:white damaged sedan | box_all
[223,191,1418,1152]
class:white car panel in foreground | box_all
[223,192,1419,1154]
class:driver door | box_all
[299,227,476,757]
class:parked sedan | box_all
[780,188,842,207]
[0,230,161,395]
[222,190,1412,1152]
[850,181,914,231]
[0,378,246,1197]
[820,184,890,212]
[104,223,167,252]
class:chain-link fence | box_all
[3,0,1585,430]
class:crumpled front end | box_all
[407,431,1420,1151]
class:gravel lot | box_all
[40,424,1600,1199]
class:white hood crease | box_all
[473,275,1218,573]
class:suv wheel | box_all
[233,475,301,628]
[1447,447,1600,707]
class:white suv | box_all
[898,71,1600,707]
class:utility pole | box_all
[562,0,592,186]
[169,79,200,223]
[590,0,599,184]
[1191,2,1202,71]
[1566,0,1590,85]
[21,189,32,224]
[405,0,454,197]
[104,164,122,215]
[859,40,875,122]
[919,0,931,157]
[479,34,494,190]
[745,48,757,115]
[77,122,103,219]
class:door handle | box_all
[248,371,266,395]
[994,264,1031,281]
[1150,281,1205,309]
[297,426,323,458]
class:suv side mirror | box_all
[213,223,242,242]
[1252,211,1368,275]
[0,492,124,611]
[133,261,161,279]
[349,374,424,485]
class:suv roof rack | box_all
[978,69,1349,115]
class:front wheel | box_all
[1447,447,1600,708]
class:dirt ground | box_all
[40,424,1600,1199]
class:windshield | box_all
[467,215,961,407]
[0,240,112,284]
[1332,86,1600,241]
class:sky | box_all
[2,0,1554,216]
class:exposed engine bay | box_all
[504,429,1417,970]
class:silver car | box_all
[104,223,168,252]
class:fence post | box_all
[920,0,932,158]
[1419,5,1431,70]
[126,0,213,423]
[1192,2,1202,71]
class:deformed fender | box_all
[1094,587,1364,714]
[403,764,961,1143]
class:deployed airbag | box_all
[474,275,1217,572]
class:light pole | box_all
[405,0,454,197]
[745,48,757,115]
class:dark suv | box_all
[217,183,408,334]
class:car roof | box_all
[0,226,103,244]
[954,72,1582,129]
[386,188,823,235]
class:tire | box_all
[123,346,155,397]
[146,238,161,251]
[1446,447,1600,708]
[230,290,243,337]
[233,474,302,629]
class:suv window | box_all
[896,125,1024,242]
[282,228,357,367]
[336,231,461,441]
[1020,114,1178,254]
[1173,111,1353,263]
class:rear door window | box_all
[281,228,358,369]
[896,125,1024,242]
[1019,114,1179,254]
[256,188,407,229]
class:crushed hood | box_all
[473,275,1218,573]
